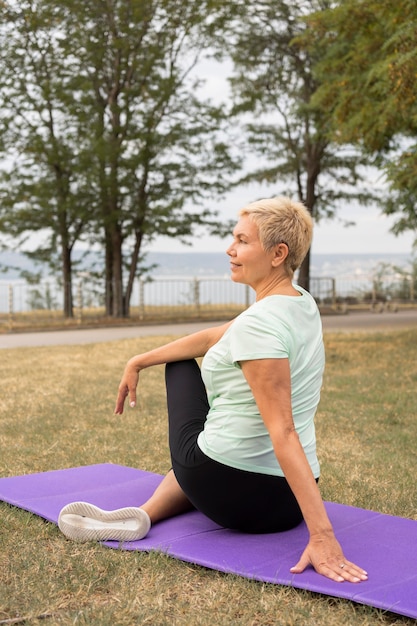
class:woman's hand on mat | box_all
[290,533,368,583]
[114,361,140,414]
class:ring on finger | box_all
[339,563,345,569]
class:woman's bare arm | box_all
[114,321,232,414]
[240,358,368,583]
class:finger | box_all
[318,565,347,583]
[317,561,367,583]
[114,387,128,415]
[128,388,137,408]
[337,560,368,582]
[293,551,368,583]
[292,557,347,583]
[290,552,310,574]
[114,398,125,415]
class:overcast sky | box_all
[148,58,415,257]
[149,182,415,256]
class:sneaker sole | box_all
[58,501,151,543]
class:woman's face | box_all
[226,215,276,288]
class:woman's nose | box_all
[226,242,236,256]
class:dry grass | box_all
[0,329,416,625]
[0,304,244,334]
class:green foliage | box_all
[365,259,417,302]
[306,0,417,148]
[225,1,376,216]
[0,0,240,318]
[223,0,378,289]
[303,0,417,243]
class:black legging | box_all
[165,359,305,533]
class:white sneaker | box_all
[58,501,151,542]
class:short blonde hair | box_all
[239,196,313,274]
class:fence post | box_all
[331,277,337,309]
[139,279,145,319]
[77,279,83,324]
[8,284,13,330]
[193,278,200,314]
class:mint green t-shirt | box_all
[197,286,324,478]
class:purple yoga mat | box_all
[0,463,416,619]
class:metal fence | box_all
[1,274,416,330]
[1,277,252,313]
[0,277,253,330]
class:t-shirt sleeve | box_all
[229,310,289,366]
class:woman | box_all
[59,196,368,584]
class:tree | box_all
[0,0,240,318]
[303,0,417,244]
[63,0,240,317]
[0,2,93,316]
[222,0,378,290]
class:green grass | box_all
[0,330,416,625]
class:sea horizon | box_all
[0,249,414,282]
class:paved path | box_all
[1,309,417,349]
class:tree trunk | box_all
[124,230,144,318]
[111,226,125,318]
[104,230,113,316]
[297,252,310,291]
[299,139,324,293]
[61,245,73,317]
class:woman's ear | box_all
[271,243,289,267]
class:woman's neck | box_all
[255,274,300,301]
